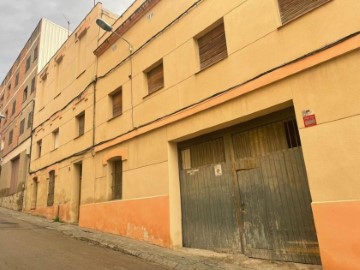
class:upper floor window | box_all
[277,0,331,24]
[33,46,38,61]
[26,56,31,72]
[146,61,164,95]
[31,77,36,93]
[27,111,33,129]
[19,119,25,135]
[15,73,19,86]
[197,22,228,70]
[23,86,28,102]
[76,112,85,137]
[8,130,13,145]
[36,140,42,158]
[52,129,59,150]
[111,88,123,118]
[12,101,16,115]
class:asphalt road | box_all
[0,211,170,270]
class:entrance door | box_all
[10,157,20,194]
[31,178,38,209]
[232,118,320,264]
[179,137,241,251]
[74,162,82,223]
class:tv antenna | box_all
[63,14,70,37]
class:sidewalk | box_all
[0,207,322,270]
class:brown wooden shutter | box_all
[147,62,164,94]
[278,0,331,24]
[112,89,123,117]
[198,23,228,70]
[78,113,85,136]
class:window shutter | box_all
[278,0,331,24]
[112,89,123,117]
[77,113,85,136]
[198,23,228,70]
[147,63,164,94]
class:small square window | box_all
[111,88,122,117]
[146,62,164,95]
[197,22,227,70]
[277,0,331,25]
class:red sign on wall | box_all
[303,114,317,127]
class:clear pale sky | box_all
[0,0,134,81]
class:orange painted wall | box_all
[27,203,72,223]
[79,195,171,247]
[312,201,360,270]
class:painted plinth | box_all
[79,195,171,247]
[312,200,360,270]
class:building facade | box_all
[25,4,118,223]
[0,19,68,210]
[24,0,360,269]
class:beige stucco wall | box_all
[22,0,360,262]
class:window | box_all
[33,46,38,61]
[147,62,164,94]
[198,22,228,70]
[36,140,42,158]
[15,73,19,86]
[4,110,8,123]
[31,77,36,93]
[19,119,25,135]
[52,129,59,150]
[111,88,123,117]
[112,160,123,200]
[277,0,331,24]
[23,87,28,102]
[47,170,55,206]
[26,56,31,71]
[8,130,13,145]
[12,101,16,115]
[76,112,85,137]
[27,111,33,128]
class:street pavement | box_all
[0,208,322,270]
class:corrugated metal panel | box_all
[38,18,69,72]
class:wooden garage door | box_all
[179,137,241,251]
[232,118,320,264]
[179,109,320,264]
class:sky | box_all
[0,0,134,81]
